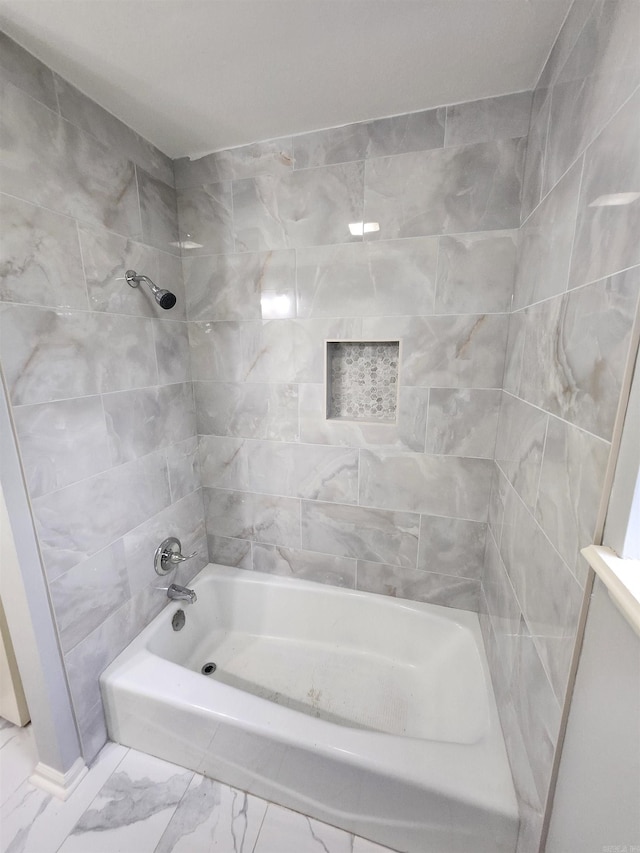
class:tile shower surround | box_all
[0,32,207,764]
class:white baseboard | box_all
[29,757,88,800]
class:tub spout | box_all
[167,583,197,604]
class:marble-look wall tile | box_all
[293,108,445,169]
[296,237,437,318]
[32,450,171,579]
[194,381,299,440]
[417,515,487,579]
[482,533,522,685]
[154,320,191,383]
[204,488,301,549]
[53,75,174,186]
[242,318,361,383]
[487,464,510,548]
[356,561,480,611]
[122,489,207,595]
[299,383,428,452]
[253,544,357,588]
[0,193,88,309]
[568,87,640,289]
[520,267,640,440]
[445,92,532,147]
[166,436,200,502]
[495,392,548,509]
[137,167,180,254]
[188,321,246,381]
[536,0,598,92]
[0,31,57,109]
[520,91,550,224]
[301,500,419,568]
[0,80,141,238]
[513,158,582,310]
[233,161,365,252]
[184,249,296,322]
[0,304,158,405]
[49,540,130,653]
[363,137,525,240]
[174,137,293,187]
[207,534,253,569]
[535,416,610,577]
[156,252,187,318]
[363,313,509,389]
[12,395,111,499]
[434,230,517,314]
[502,310,526,397]
[359,449,493,520]
[245,441,359,503]
[103,383,196,464]
[176,182,234,256]
[425,388,501,458]
[199,435,248,490]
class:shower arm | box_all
[125,269,177,310]
[125,270,159,295]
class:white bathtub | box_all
[100,564,518,852]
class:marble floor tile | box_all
[0,716,19,750]
[57,750,193,853]
[253,803,354,853]
[0,724,37,807]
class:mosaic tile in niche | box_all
[327,341,399,422]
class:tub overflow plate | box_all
[172,610,186,631]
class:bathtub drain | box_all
[201,662,217,676]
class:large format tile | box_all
[177,182,234,256]
[0,31,57,110]
[445,92,532,147]
[138,168,179,254]
[356,561,480,611]
[166,436,202,502]
[204,488,301,549]
[495,392,548,510]
[359,449,493,521]
[520,91,550,223]
[12,395,111,498]
[188,322,246,382]
[253,543,357,588]
[0,193,88,309]
[0,80,141,237]
[425,388,501,458]
[175,137,293,187]
[254,803,354,853]
[434,230,517,314]
[58,750,193,853]
[154,320,191,383]
[233,161,365,251]
[293,107,445,168]
[301,500,419,567]
[194,381,299,441]
[363,137,525,240]
[296,237,438,318]
[417,515,486,579]
[184,249,296,321]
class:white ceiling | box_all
[0,0,571,159]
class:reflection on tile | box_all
[0,31,57,109]
[364,137,524,240]
[207,534,252,569]
[0,80,141,238]
[177,182,234,256]
[418,516,486,579]
[167,436,201,502]
[185,250,296,322]
[0,193,88,309]
[364,313,508,389]
[357,561,480,611]
[254,803,355,853]
[175,137,293,187]
[359,449,493,521]
[513,157,582,310]
[49,540,130,653]
[253,544,357,588]
[195,381,299,441]
[155,774,267,853]
[12,395,111,499]
[103,383,196,464]
[138,168,179,254]
[57,750,192,853]
[495,392,548,509]
[233,161,365,251]
[434,230,517,314]
[245,441,358,503]
[300,383,428,452]
[425,388,501,458]
[188,322,246,382]
[33,451,171,579]
[296,237,437,318]
[535,416,610,577]
[301,500,419,568]
[445,92,532,147]
[569,88,640,289]
[293,107,445,168]
[204,488,301,549]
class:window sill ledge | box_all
[582,545,640,638]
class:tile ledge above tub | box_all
[581,545,640,638]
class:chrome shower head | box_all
[125,269,177,310]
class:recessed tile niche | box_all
[326,341,400,423]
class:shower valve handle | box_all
[154,536,198,576]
